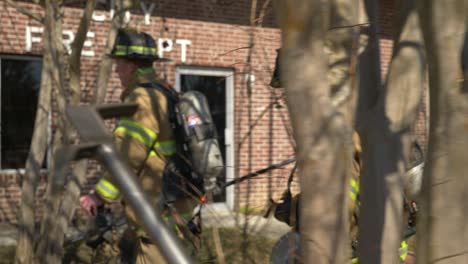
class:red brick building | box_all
[0,0,425,223]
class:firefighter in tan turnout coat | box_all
[79,28,194,263]
[271,132,416,263]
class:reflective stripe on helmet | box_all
[350,179,360,202]
[109,29,160,61]
[114,119,176,157]
[113,45,157,57]
[95,178,120,201]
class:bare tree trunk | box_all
[93,30,119,104]
[31,0,68,262]
[416,1,468,263]
[37,1,128,262]
[355,0,401,262]
[355,0,381,129]
[463,32,468,93]
[353,0,385,262]
[240,1,257,263]
[276,1,351,263]
[52,0,127,244]
[69,0,97,105]
[326,0,360,124]
[325,0,361,261]
[15,30,51,264]
[16,0,67,262]
[17,0,148,263]
[94,0,127,104]
[380,1,425,262]
[36,2,97,263]
[358,0,425,263]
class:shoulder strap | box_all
[131,82,179,176]
[139,82,179,103]
[139,82,180,126]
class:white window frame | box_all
[0,54,51,174]
[175,66,235,211]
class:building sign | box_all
[91,1,156,25]
[24,1,192,62]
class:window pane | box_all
[180,74,226,202]
[1,58,42,169]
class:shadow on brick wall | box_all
[22,0,280,28]
[0,173,21,224]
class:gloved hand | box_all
[79,192,103,216]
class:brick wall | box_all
[0,1,289,222]
[0,0,427,223]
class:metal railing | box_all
[54,103,192,264]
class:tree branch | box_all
[69,0,97,105]
[4,0,44,23]
[217,45,253,58]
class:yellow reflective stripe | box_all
[95,178,120,200]
[399,240,409,261]
[350,240,408,263]
[114,119,157,148]
[350,179,360,201]
[114,120,176,156]
[114,126,150,147]
[114,45,157,56]
[155,140,177,155]
[145,141,177,157]
[137,67,155,75]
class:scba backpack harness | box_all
[137,82,225,248]
[139,82,225,203]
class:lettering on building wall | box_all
[25,27,191,62]
[91,0,156,25]
[24,0,192,62]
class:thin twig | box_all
[217,45,253,58]
[329,22,370,31]
[238,94,285,146]
[255,0,272,26]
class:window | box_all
[0,55,43,170]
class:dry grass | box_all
[195,227,276,264]
[0,227,276,264]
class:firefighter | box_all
[349,132,417,264]
[79,28,195,263]
[271,132,416,263]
